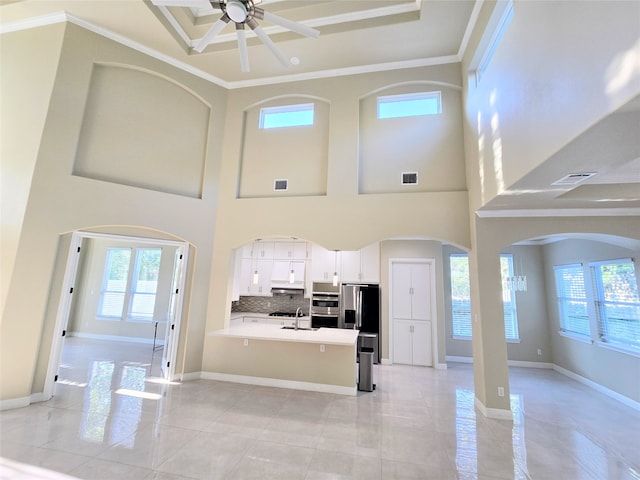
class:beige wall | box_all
[203,65,471,377]
[0,23,65,312]
[1,23,226,402]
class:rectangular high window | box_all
[259,103,314,129]
[590,259,640,353]
[377,92,441,119]
[449,254,519,341]
[554,264,590,337]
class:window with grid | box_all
[98,248,131,318]
[500,255,520,341]
[590,259,640,353]
[449,254,519,341]
[128,248,162,321]
[553,263,590,337]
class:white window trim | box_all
[259,103,314,129]
[596,340,640,358]
[558,330,593,344]
[377,91,442,119]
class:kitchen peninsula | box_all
[206,319,359,395]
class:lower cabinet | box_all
[393,319,432,366]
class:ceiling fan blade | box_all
[151,0,210,7]
[247,20,290,68]
[236,24,250,72]
[193,14,230,52]
[261,10,320,39]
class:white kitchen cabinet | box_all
[240,258,273,296]
[311,242,380,283]
[232,248,243,301]
[391,261,433,366]
[271,260,305,285]
[311,244,339,282]
[244,240,274,260]
[340,243,380,283]
[274,241,309,260]
[393,319,432,366]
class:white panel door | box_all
[393,319,413,365]
[412,321,432,366]
[410,263,431,321]
[391,263,412,320]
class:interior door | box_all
[393,319,412,365]
[410,263,431,321]
[412,321,432,366]
[162,246,184,379]
[391,263,412,320]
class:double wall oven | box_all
[310,282,340,329]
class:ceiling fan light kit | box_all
[161,0,320,72]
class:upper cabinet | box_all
[273,241,310,260]
[311,242,380,283]
[234,240,380,301]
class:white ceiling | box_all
[2,0,639,216]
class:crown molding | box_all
[1,11,462,90]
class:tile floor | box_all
[1,337,639,479]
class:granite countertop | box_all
[210,322,359,346]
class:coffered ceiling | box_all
[0,0,479,86]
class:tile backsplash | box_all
[231,294,309,315]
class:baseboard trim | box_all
[553,364,640,411]
[380,358,392,365]
[69,331,157,345]
[0,396,31,411]
[508,360,554,369]
[474,397,513,420]
[200,371,357,396]
[181,371,202,382]
[435,362,448,370]
[446,355,473,363]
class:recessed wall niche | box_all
[358,83,467,194]
[73,64,210,198]
[238,96,329,198]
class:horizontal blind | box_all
[591,260,640,351]
[554,264,589,336]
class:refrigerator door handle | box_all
[356,290,363,329]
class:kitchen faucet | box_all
[294,308,302,330]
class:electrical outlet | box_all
[243,339,249,347]
[497,386,505,397]
[537,348,542,356]
[320,344,325,352]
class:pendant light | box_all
[289,238,295,283]
[252,240,259,285]
[332,250,339,286]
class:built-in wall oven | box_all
[310,282,340,329]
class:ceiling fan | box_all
[153,0,320,72]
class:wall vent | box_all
[274,179,288,191]
[551,172,596,186]
[401,172,418,185]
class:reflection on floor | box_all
[1,337,639,479]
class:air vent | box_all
[551,172,596,186]
[274,179,288,191]
[402,172,418,185]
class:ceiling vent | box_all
[402,172,418,185]
[274,179,288,191]
[551,172,596,186]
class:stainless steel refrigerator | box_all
[340,283,380,363]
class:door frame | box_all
[388,258,439,367]
[43,231,189,401]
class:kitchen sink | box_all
[281,326,318,331]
